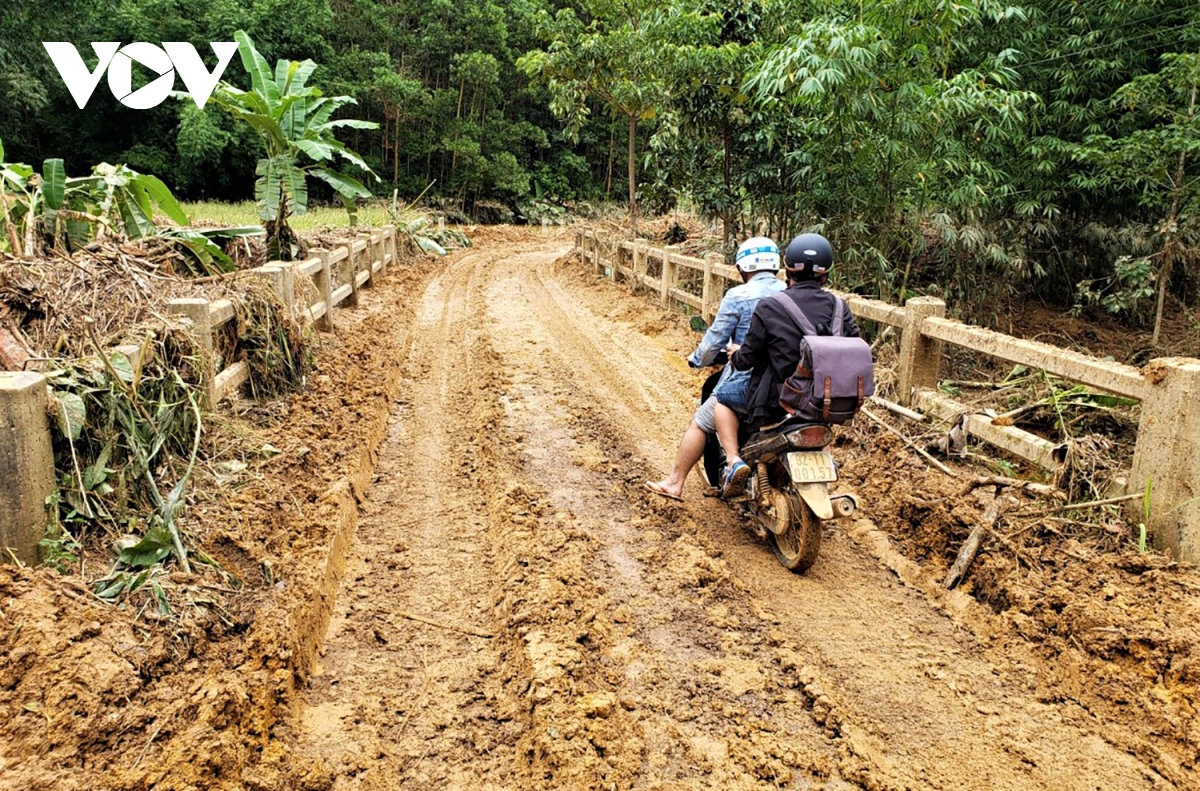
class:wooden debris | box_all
[870,325,895,352]
[960,475,1063,499]
[1013,491,1145,519]
[944,496,1009,589]
[869,394,926,422]
[393,610,493,639]
[0,323,32,370]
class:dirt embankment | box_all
[0,255,438,791]
[3,227,1199,790]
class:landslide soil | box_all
[4,228,1198,790]
[0,253,438,791]
[280,229,1198,790]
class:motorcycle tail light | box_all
[787,425,833,449]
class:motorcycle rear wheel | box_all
[769,491,822,573]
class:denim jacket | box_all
[688,272,786,368]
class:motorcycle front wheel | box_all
[769,489,822,573]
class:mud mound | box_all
[841,422,1200,783]
[0,253,439,790]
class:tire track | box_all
[285,230,1172,790]
[503,245,1168,790]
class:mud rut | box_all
[284,235,1169,790]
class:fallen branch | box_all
[393,610,493,639]
[944,496,1008,589]
[870,325,894,352]
[870,394,926,422]
[0,324,33,371]
[960,475,1063,499]
[861,407,957,478]
[132,721,166,769]
[1056,491,1144,511]
[943,376,1035,390]
[1013,491,1144,519]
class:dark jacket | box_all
[730,280,861,424]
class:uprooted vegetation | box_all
[0,240,315,608]
[0,218,439,790]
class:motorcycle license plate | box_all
[786,451,837,484]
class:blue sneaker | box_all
[722,460,751,498]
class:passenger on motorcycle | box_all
[714,233,860,497]
[645,236,785,501]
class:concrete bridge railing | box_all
[575,227,1200,562]
[0,226,399,565]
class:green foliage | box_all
[2,0,1200,330]
[1074,256,1157,319]
[1,139,228,271]
[38,503,82,575]
[44,341,201,578]
[520,0,678,219]
[205,30,378,259]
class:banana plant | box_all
[205,30,379,260]
[2,137,243,275]
[1,139,65,255]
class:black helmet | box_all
[783,234,833,278]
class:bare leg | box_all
[714,403,742,464]
[648,420,707,498]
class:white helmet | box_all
[735,236,781,273]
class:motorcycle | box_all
[690,316,859,573]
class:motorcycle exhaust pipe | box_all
[830,493,859,518]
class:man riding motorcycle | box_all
[645,236,785,501]
[713,233,860,496]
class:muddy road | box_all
[281,230,1177,790]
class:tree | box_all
[519,0,670,225]
[1072,51,1200,344]
[743,2,1035,304]
[206,30,378,259]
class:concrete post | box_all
[633,241,647,281]
[342,244,360,308]
[357,234,375,288]
[258,265,296,316]
[1130,359,1200,561]
[372,232,384,278]
[382,225,397,272]
[311,248,334,332]
[591,233,604,278]
[897,296,947,406]
[660,249,680,308]
[0,372,55,565]
[575,228,583,253]
[701,252,723,324]
[168,298,216,407]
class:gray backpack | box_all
[773,292,874,424]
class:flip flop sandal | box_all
[644,481,684,502]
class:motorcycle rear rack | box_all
[743,426,831,464]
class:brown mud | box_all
[283,231,1196,789]
[2,227,1198,790]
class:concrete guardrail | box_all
[575,227,1200,562]
[0,225,399,565]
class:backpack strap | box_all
[772,291,819,336]
[830,296,846,337]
